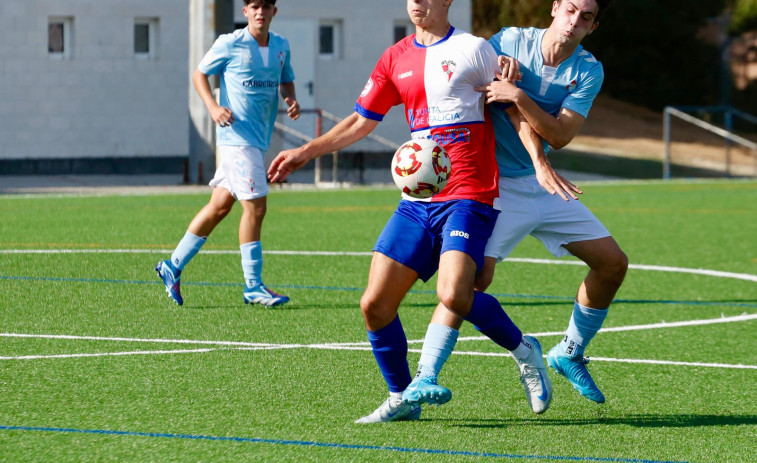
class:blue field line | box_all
[2,274,757,309]
[0,425,694,463]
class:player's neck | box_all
[415,22,451,46]
[248,25,270,46]
[541,28,580,67]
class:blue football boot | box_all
[547,343,605,403]
[155,260,183,306]
[402,375,452,406]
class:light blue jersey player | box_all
[408,0,627,411]
[156,0,300,307]
[488,26,603,177]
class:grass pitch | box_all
[0,179,755,462]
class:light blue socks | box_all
[240,241,263,288]
[416,323,459,378]
[170,231,206,271]
[559,301,608,358]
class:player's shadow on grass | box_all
[448,414,757,428]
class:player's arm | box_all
[192,68,234,127]
[268,112,378,183]
[506,106,582,201]
[479,77,585,149]
[279,81,300,121]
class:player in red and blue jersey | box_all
[268,0,551,423]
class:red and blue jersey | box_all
[355,28,500,206]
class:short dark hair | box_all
[594,0,613,22]
[243,0,277,6]
[558,0,613,23]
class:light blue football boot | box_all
[243,284,289,307]
[155,260,183,306]
[402,375,452,406]
[547,343,605,403]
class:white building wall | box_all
[0,0,188,163]
[0,0,473,168]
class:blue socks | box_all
[559,301,608,358]
[463,291,522,351]
[240,241,263,288]
[416,323,459,378]
[171,231,206,271]
[366,316,412,393]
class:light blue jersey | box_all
[198,28,295,150]
[488,27,603,177]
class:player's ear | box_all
[272,6,278,17]
[588,20,599,34]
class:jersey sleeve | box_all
[489,27,519,58]
[280,39,295,84]
[468,39,500,86]
[197,34,232,76]
[562,62,604,118]
[354,48,402,122]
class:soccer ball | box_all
[391,138,452,198]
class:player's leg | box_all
[547,236,627,403]
[356,201,433,423]
[528,183,627,403]
[405,200,551,413]
[238,196,288,306]
[155,186,235,305]
[355,252,421,424]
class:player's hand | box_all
[498,55,522,82]
[285,97,300,121]
[267,148,310,183]
[476,78,522,105]
[534,160,583,201]
[211,106,235,127]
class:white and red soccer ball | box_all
[391,138,452,199]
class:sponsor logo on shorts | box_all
[450,230,469,239]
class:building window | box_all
[319,20,341,59]
[48,17,73,58]
[394,21,414,43]
[135,18,158,58]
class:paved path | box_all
[0,170,620,195]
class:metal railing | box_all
[663,106,757,179]
[275,109,400,184]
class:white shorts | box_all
[209,145,269,200]
[485,175,611,261]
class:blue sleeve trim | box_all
[354,103,384,122]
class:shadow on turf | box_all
[445,414,757,428]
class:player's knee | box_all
[359,293,391,328]
[437,287,473,315]
[602,249,628,286]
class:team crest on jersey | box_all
[566,80,577,92]
[360,77,374,97]
[441,60,456,82]
[278,51,286,67]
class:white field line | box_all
[2,313,756,368]
[2,249,757,282]
[457,313,757,342]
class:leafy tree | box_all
[731,0,757,34]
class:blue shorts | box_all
[374,199,499,282]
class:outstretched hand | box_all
[267,148,309,183]
[534,161,583,201]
